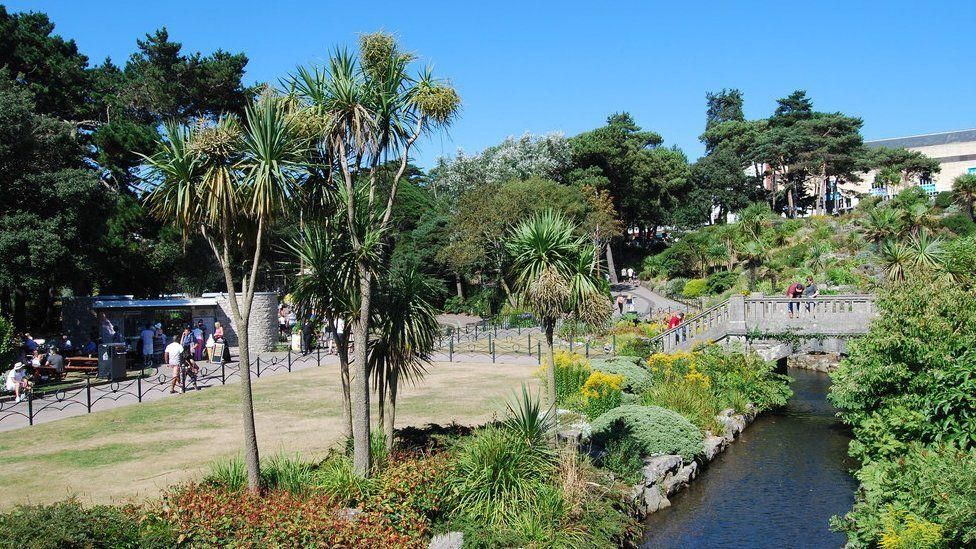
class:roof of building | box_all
[866,129,976,150]
[92,297,218,309]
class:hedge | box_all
[589,357,653,395]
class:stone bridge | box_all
[651,295,877,362]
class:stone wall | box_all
[214,292,278,353]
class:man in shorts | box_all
[164,335,185,394]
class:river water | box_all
[641,368,857,549]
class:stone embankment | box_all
[787,352,842,373]
[632,405,757,517]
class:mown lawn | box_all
[0,360,536,508]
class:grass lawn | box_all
[0,360,537,509]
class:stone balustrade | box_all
[652,294,876,353]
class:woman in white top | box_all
[5,363,28,403]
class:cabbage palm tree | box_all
[953,173,976,220]
[143,95,308,492]
[369,270,440,448]
[507,210,608,406]
[860,207,901,244]
[879,239,911,283]
[906,228,945,272]
[289,33,460,475]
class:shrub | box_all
[0,316,15,367]
[704,270,737,295]
[665,277,688,299]
[826,266,858,286]
[503,384,556,444]
[0,500,176,548]
[447,426,556,527]
[832,445,976,547]
[642,376,720,433]
[550,351,591,405]
[580,371,624,419]
[830,278,976,463]
[934,190,955,209]
[157,484,422,547]
[940,213,976,236]
[204,455,247,491]
[681,278,707,298]
[263,452,315,495]
[590,405,703,462]
[600,437,645,485]
[589,357,653,394]
[368,453,453,538]
[615,334,658,358]
[313,454,373,505]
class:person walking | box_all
[180,349,201,391]
[193,321,206,361]
[616,294,625,315]
[164,336,185,394]
[301,316,315,355]
[180,327,195,358]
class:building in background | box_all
[859,128,976,200]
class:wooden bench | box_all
[64,356,98,374]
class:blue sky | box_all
[8,0,976,168]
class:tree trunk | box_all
[13,288,26,331]
[337,335,352,441]
[235,326,261,493]
[787,188,796,218]
[350,263,372,476]
[454,273,464,299]
[543,321,557,407]
[384,370,398,449]
[606,244,618,285]
[376,369,386,435]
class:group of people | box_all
[4,333,78,403]
[136,320,226,366]
[785,276,820,317]
[300,314,345,356]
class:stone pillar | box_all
[727,295,746,336]
[214,293,279,353]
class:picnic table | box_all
[64,356,98,374]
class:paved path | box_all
[611,283,691,318]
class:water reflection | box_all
[642,368,857,549]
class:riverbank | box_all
[642,368,856,547]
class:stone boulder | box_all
[642,484,671,514]
[662,461,698,496]
[702,434,728,461]
[642,454,682,485]
[429,532,464,549]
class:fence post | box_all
[317,346,321,366]
[491,335,496,363]
[288,349,292,372]
[474,324,478,340]
[537,341,541,364]
[256,357,261,378]
[221,361,226,384]
[86,377,92,413]
[449,339,454,362]
[528,334,532,356]
[585,341,590,358]
[27,392,33,426]
[494,324,497,338]
[137,375,142,403]
[569,339,574,354]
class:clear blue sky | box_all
[8,0,976,168]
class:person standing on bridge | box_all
[786,282,804,318]
[803,276,819,313]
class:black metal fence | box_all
[0,349,325,429]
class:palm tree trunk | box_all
[606,244,618,285]
[454,273,464,299]
[350,263,372,476]
[384,371,398,449]
[543,320,557,407]
[337,336,352,440]
[376,370,386,434]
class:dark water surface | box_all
[641,368,857,549]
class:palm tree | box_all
[369,270,440,449]
[507,210,608,406]
[953,174,976,220]
[289,34,460,476]
[906,228,945,272]
[860,207,901,244]
[143,96,308,492]
[879,239,911,283]
[737,240,768,291]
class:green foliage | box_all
[681,278,708,298]
[314,454,373,505]
[830,278,976,463]
[589,357,654,394]
[580,370,624,420]
[934,191,955,209]
[590,405,703,462]
[0,500,176,548]
[205,453,313,495]
[0,315,15,366]
[832,445,976,548]
[551,351,592,405]
[940,213,976,236]
[600,437,645,484]
[705,270,738,294]
[616,334,659,358]
[447,426,556,527]
[503,385,556,444]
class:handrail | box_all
[646,294,876,353]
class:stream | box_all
[641,368,858,548]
